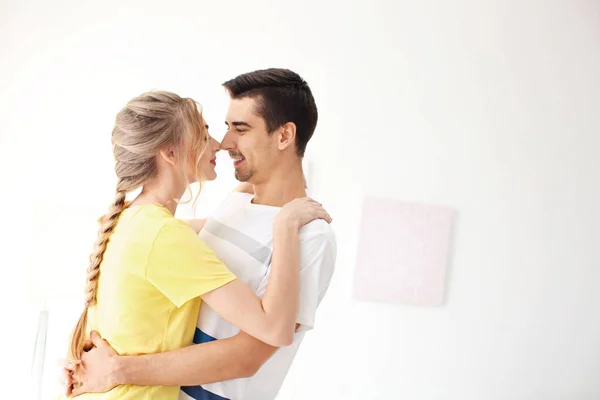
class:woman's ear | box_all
[277,122,297,151]
[158,146,177,167]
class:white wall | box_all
[2,0,599,399]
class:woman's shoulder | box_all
[116,204,179,241]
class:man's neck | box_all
[251,162,306,207]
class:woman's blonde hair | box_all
[68,91,208,364]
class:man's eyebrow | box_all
[225,121,252,128]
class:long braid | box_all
[68,185,127,363]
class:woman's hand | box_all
[275,197,332,229]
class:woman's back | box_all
[60,91,237,399]
[75,204,233,399]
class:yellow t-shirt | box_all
[65,204,236,400]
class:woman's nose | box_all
[211,137,221,152]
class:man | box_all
[66,68,337,400]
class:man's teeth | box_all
[233,157,244,162]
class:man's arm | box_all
[70,226,335,395]
[114,330,281,387]
[69,326,299,395]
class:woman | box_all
[61,91,330,399]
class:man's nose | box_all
[220,132,235,151]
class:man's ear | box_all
[158,146,177,167]
[277,122,297,151]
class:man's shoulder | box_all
[208,192,253,220]
[300,219,335,239]
[299,220,337,257]
[218,191,253,209]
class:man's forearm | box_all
[112,333,276,387]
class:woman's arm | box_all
[185,184,252,234]
[65,198,331,395]
[201,197,330,347]
[201,221,298,346]
[185,219,207,233]
[233,182,254,194]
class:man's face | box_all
[221,97,278,183]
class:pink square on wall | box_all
[352,197,455,306]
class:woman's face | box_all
[198,133,220,181]
[179,116,221,183]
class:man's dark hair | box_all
[223,68,318,157]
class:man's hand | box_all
[65,331,120,396]
[60,359,75,397]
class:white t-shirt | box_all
[179,192,337,400]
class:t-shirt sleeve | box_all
[295,232,337,332]
[145,218,237,308]
[256,230,337,333]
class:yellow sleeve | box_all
[145,218,237,307]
